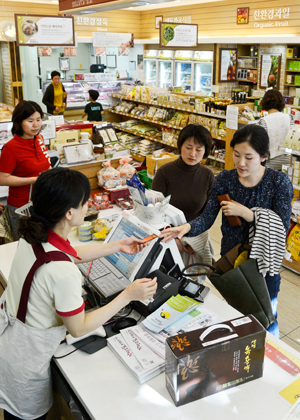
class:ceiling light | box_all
[80,10,97,14]
[130,1,151,6]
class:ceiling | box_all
[14,0,223,13]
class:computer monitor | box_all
[105,215,159,280]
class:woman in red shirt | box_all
[0,101,51,240]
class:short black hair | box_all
[260,89,285,112]
[230,124,270,165]
[12,101,44,136]
[89,89,99,101]
[51,70,61,79]
[177,124,212,158]
[18,167,91,244]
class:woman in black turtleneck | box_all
[152,124,215,261]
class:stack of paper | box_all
[107,296,223,384]
[107,324,165,384]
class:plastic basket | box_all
[137,170,152,189]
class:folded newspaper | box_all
[107,296,223,384]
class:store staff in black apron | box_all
[0,167,157,420]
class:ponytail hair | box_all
[18,168,91,244]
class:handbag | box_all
[181,243,275,330]
[208,240,275,329]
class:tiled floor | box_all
[208,211,300,353]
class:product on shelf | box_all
[0,103,13,122]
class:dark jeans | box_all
[265,272,281,338]
[4,411,47,420]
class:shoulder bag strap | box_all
[16,243,72,323]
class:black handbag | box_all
[182,255,275,330]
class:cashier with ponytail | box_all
[0,167,157,420]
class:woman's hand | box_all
[160,223,191,243]
[220,200,254,223]
[55,106,60,112]
[124,277,157,301]
[62,102,66,108]
[119,236,149,254]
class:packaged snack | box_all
[97,160,121,189]
[126,173,146,205]
[118,156,136,181]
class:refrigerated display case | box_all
[175,61,192,91]
[194,62,213,94]
[174,50,194,91]
[157,50,174,88]
[43,81,86,108]
[158,61,173,88]
[42,81,121,109]
[144,50,158,86]
[80,81,121,107]
[144,59,157,85]
[193,51,213,95]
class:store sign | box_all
[76,16,108,31]
[165,16,192,24]
[159,23,198,48]
[15,14,75,46]
[252,7,290,28]
[93,32,134,48]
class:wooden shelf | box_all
[285,70,300,73]
[282,257,300,274]
[286,58,300,61]
[237,66,257,70]
[284,84,300,87]
[110,93,226,119]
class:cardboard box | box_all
[49,130,79,150]
[165,315,265,407]
[146,152,179,179]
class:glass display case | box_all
[80,81,121,107]
[43,81,86,108]
[42,81,121,109]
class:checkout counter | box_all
[0,206,299,420]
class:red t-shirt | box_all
[0,134,51,207]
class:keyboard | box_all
[78,259,130,297]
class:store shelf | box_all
[110,93,226,119]
[109,109,184,130]
[113,124,176,148]
[207,155,225,163]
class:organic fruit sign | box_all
[219,48,237,82]
[260,54,281,89]
[159,23,198,48]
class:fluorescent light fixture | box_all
[130,1,151,5]
[80,10,98,14]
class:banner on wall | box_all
[93,32,134,48]
[15,14,75,46]
[159,22,198,48]
[64,47,77,56]
[38,47,52,56]
[95,47,106,56]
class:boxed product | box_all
[146,152,179,178]
[165,315,266,407]
[295,75,300,86]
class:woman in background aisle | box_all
[257,89,294,170]
[42,70,67,115]
[152,124,215,265]
[0,167,157,420]
[0,101,51,240]
[160,124,294,338]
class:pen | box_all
[87,260,93,277]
